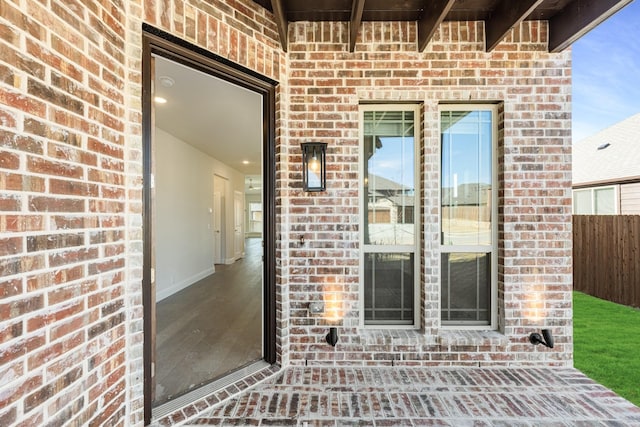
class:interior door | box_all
[234,191,244,260]
[213,189,223,264]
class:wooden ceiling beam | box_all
[549,0,632,52]
[485,0,544,52]
[349,0,366,52]
[271,0,289,52]
[417,0,456,52]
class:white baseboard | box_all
[156,267,215,302]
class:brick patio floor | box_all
[181,367,640,426]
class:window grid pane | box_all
[364,253,414,324]
[441,253,491,324]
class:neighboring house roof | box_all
[442,183,492,206]
[368,174,416,208]
[573,113,640,187]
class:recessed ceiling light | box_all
[154,96,167,104]
[242,160,250,165]
[159,76,175,87]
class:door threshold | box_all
[152,360,271,421]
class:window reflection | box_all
[363,111,415,246]
[441,111,492,246]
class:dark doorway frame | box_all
[141,25,277,425]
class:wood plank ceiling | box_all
[252,0,632,53]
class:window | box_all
[440,105,497,327]
[248,202,262,233]
[573,186,617,214]
[360,105,420,327]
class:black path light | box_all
[529,329,554,348]
[326,327,338,347]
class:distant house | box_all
[573,113,640,214]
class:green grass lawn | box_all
[573,291,640,406]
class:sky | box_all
[572,0,640,142]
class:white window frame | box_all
[439,104,498,330]
[359,104,421,329]
[572,185,618,214]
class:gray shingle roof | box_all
[573,113,640,186]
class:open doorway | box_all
[142,29,276,423]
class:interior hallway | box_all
[154,238,263,404]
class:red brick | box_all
[26,299,84,332]
[0,255,46,279]
[0,194,21,212]
[48,280,98,305]
[87,138,124,159]
[0,236,22,256]
[27,330,84,371]
[0,215,44,236]
[28,196,85,213]
[27,156,84,179]
[0,406,17,426]
[49,178,99,197]
[0,150,20,170]
[0,277,22,300]
[51,215,99,230]
[0,320,23,344]
[0,173,46,192]
[24,366,83,413]
[0,293,44,319]
[48,247,100,268]
[0,333,46,366]
[50,309,99,341]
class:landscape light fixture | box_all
[529,329,554,348]
[301,142,327,192]
[326,327,338,347]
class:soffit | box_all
[251,0,632,52]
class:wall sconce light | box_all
[301,142,327,192]
[326,327,338,347]
[529,329,554,348]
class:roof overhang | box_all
[254,0,633,53]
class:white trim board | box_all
[156,267,215,302]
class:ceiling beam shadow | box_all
[349,0,366,52]
[485,0,544,52]
[271,0,288,52]
[417,0,456,52]
[549,0,633,52]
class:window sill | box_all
[437,329,508,347]
[358,328,508,348]
[359,329,437,346]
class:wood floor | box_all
[154,238,263,405]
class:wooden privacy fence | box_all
[573,215,640,308]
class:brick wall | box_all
[1,0,573,425]
[284,20,573,367]
[0,0,130,424]
[0,0,286,425]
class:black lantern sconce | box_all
[301,142,327,192]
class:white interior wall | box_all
[155,127,245,301]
